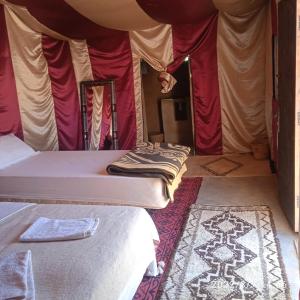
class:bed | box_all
[0,135,186,209]
[0,202,159,300]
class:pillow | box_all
[0,134,38,170]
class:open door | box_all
[278,0,299,232]
[141,60,194,150]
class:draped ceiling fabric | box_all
[65,0,159,31]
[0,0,274,155]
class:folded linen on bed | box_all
[0,250,35,300]
[20,217,99,242]
[106,142,190,200]
[107,142,190,183]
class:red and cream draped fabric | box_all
[0,1,137,150]
[0,4,22,139]
[68,40,104,151]
[4,4,59,150]
[0,0,274,156]
[170,14,222,155]
[129,24,174,144]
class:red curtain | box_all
[136,0,216,24]
[0,5,23,138]
[88,35,137,150]
[170,14,222,154]
[42,35,82,150]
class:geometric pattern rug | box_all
[159,205,291,300]
[133,177,203,300]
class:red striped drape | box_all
[42,35,82,150]
[88,36,137,150]
[169,14,222,154]
[0,5,23,139]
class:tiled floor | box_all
[184,154,298,299]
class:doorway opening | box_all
[141,59,194,151]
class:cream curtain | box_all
[130,24,176,93]
[217,3,270,153]
[130,24,174,71]
[129,24,175,144]
[5,5,59,151]
[131,56,144,144]
[69,40,104,150]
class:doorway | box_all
[277,0,299,232]
[141,60,194,150]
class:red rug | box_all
[133,177,202,300]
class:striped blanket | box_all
[106,143,190,200]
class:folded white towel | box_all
[0,250,35,300]
[20,217,99,242]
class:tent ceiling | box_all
[213,0,267,15]
[65,0,160,31]
[6,0,127,42]
[136,0,217,24]
[5,0,268,35]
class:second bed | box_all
[0,150,186,209]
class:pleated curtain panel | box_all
[0,0,274,156]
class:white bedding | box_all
[0,202,33,222]
[0,150,185,209]
[0,202,159,300]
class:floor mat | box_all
[196,177,299,299]
[160,205,290,300]
[133,177,202,300]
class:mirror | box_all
[80,80,118,150]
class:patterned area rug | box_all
[133,177,202,300]
[160,205,291,300]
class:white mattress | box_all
[0,202,159,300]
[0,150,170,209]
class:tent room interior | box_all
[0,0,299,299]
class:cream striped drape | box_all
[1,0,273,154]
[129,24,174,144]
[5,5,59,151]
[217,3,270,153]
[69,40,103,150]
[2,2,103,151]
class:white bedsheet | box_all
[0,150,176,208]
[0,202,34,222]
[0,202,159,300]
